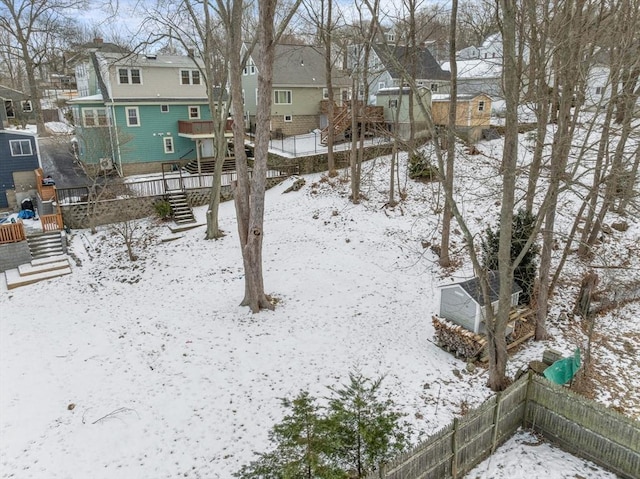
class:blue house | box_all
[69,52,223,176]
[0,129,41,209]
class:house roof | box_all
[431,93,492,102]
[441,59,502,79]
[0,85,27,100]
[271,44,350,88]
[97,52,202,69]
[372,44,451,82]
[451,271,522,306]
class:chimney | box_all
[187,49,194,58]
[94,37,103,44]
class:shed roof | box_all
[453,271,522,306]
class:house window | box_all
[82,108,108,127]
[322,88,329,100]
[163,137,174,153]
[5,100,14,118]
[188,106,200,119]
[595,86,605,95]
[478,101,486,112]
[242,89,245,105]
[161,104,169,113]
[430,83,438,92]
[126,107,140,126]
[284,114,293,122]
[9,139,33,156]
[274,90,292,104]
[22,100,33,112]
[389,99,398,108]
[118,68,142,84]
[180,69,200,85]
[387,32,395,42]
[378,81,386,90]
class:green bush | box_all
[408,152,439,181]
[154,200,172,220]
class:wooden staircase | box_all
[167,190,196,224]
[4,256,72,290]
[321,106,352,145]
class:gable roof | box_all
[372,44,450,82]
[0,85,27,100]
[453,271,522,306]
[441,59,502,80]
[271,44,350,88]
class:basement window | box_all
[284,114,293,122]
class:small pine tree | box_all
[235,374,411,479]
[482,209,540,304]
[235,391,344,479]
[324,373,411,478]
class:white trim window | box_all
[478,101,486,112]
[274,90,292,104]
[163,136,174,153]
[595,86,605,95]
[180,69,201,85]
[284,114,293,122]
[378,81,386,90]
[22,100,33,112]
[82,108,108,127]
[322,88,329,100]
[430,83,438,92]
[389,99,398,108]
[161,104,169,113]
[244,58,256,75]
[9,139,33,156]
[126,107,140,126]
[118,68,142,84]
[188,106,200,119]
[4,99,15,118]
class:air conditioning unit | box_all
[99,157,114,171]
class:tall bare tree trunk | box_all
[439,0,458,268]
[486,0,519,391]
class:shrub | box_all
[154,200,172,220]
[408,152,439,181]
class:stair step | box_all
[18,259,70,276]
[31,255,68,266]
[5,266,72,290]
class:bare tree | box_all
[0,0,85,136]
[217,0,302,312]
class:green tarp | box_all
[543,348,581,385]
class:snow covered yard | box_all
[1,138,638,477]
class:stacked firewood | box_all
[432,316,486,360]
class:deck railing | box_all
[41,213,64,232]
[35,168,56,201]
[0,221,26,244]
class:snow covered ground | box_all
[1,130,638,478]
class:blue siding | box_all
[0,131,40,208]
[113,103,211,165]
[74,102,212,167]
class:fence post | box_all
[451,417,459,479]
[491,392,503,454]
[522,370,534,428]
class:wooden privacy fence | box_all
[368,373,639,479]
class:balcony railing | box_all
[178,119,234,136]
[0,221,26,244]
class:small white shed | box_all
[438,271,522,334]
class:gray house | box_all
[438,271,522,334]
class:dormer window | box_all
[181,69,201,85]
[119,68,142,84]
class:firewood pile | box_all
[432,316,486,360]
[432,308,534,361]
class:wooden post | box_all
[451,417,459,479]
[522,370,534,428]
[491,392,502,454]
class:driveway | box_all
[38,135,90,189]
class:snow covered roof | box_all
[67,94,105,103]
[441,59,502,79]
[446,271,522,306]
